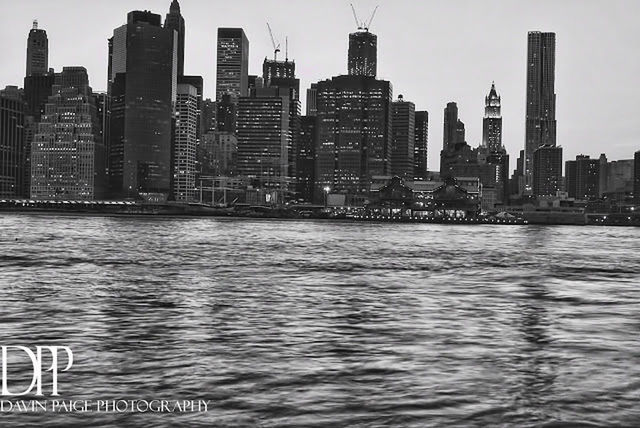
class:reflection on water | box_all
[1,215,639,427]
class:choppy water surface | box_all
[0,214,639,427]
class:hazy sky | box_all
[1,0,638,171]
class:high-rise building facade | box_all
[533,144,562,197]
[108,10,177,200]
[314,75,392,204]
[164,0,185,77]
[26,21,48,77]
[482,82,502,151]
[296,116,316,202]
[216,28,249,101]
[30,67,105,200]
[173,83,198,201]
[306,83,317,117]
[0,86,26,198]
[262,58,301,194]
[441,102,473,177]
[348,31,377,77]
[634,151,640,201]
[565,155,600,201]
[236,87,291,191]
[413,111,428,180]
[524,31,556,194]
[391,95,415,180]
[24,22,54,197]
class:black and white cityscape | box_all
[1,1,639,427]
[0,0,638,223]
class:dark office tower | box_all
[263,58,301,192]
[216,28,249,101]
[201,98,216,133]
[533,144,562,197]
[236,87,291,192]
[391,95,415,180]
[31,67,105,200]
[164,0,185,77]
[348,31,377,77]
[306,83,317,116]
[440,102,472,176]
[296,116,317,202]
[108,10,177,201]
[634,151,640,201]
[565,155,600,200]
[482,82,502,151]
[216,94,236,133]
[93,92,110,175]
[315,75,392,204]
[443,102,465,151]
[524,31,556,194]
[414,111,428,180]
[26,20,48,77]
[0,86,26,198]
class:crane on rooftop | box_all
[266,22,281,61]
[350,3,379,32]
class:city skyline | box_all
[0,0,638,173]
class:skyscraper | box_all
[263,58,301,194]
[236,87,291,192]
[216,28,249,101]
[524,31,556,194]
[24,21,54,197]
[391,95,415,180]
[482,82,502,151]
[164,0,185,77]
[173,83,198,201]
[634,151,640,201]
[314,75,392,204]
[296,116,317,202]
[30,67,105,200]
[533,144,562,197]
[441,102,473,177]
[108,10,177,200]
[414,111,428,180]
[348,31,377,77]
[443,102,465,151]
[0,86,26,198]
[306,83,317,117]
[26,20,48,77]
[565,155,600,201]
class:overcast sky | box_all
[1,0,638,171]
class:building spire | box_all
[33,19,38,30]
[170,0,180,13]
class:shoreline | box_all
[1,206,639,227]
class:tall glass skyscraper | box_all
[524,31,556,194]
[108,10,177,201]
[216,28,249,101]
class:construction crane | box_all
[266,22,281,61]
[349,3,379,32]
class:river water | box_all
[0,214,639,427]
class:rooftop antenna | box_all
[364,5,379,31]
[285,36,289,61]
[266,22,281,61]
[33,19,38,30]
